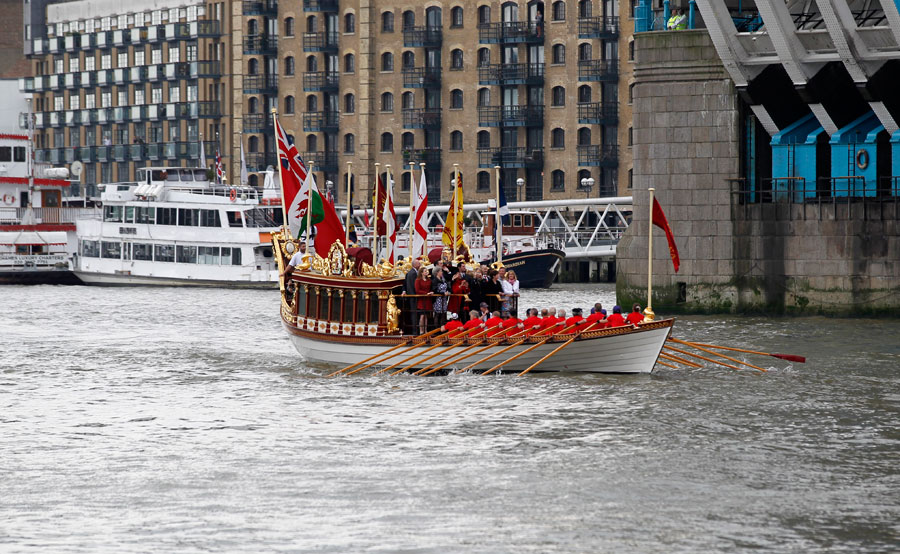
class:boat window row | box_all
[104,206,234,227]
[81,240,242,265]
[292,284,382,325]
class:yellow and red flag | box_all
[442,173,465,249]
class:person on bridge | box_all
[627,304,645,325]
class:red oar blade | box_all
[772,353,806,363]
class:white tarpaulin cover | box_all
[0,231,68,246]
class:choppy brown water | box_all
[1,283,898,552]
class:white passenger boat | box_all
[75,167,281,287]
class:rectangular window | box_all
[85,92,96,108]
[178,208,199,226]
[198,246,219,264]
[54,58,63,74]
[186,43,197,62]
[85,55,95,71]
[54,96,64,111]
[81,240,100,257]
[151,85,163,104]
[226,211,243,227]
[186,84,198,102]
[0,147,10,162]
[134,88,145,105]
[69,57,79,72]
[118,51,128,68]
[152,11,161,25]
[156,207,177,225]
[101,241,121,259]
[101,53,111,69]
[133,244,153,261]
[134,49,145,66]
[151,47,162,64]
[13,147,26,162]
[101,91,112,108]
[168,85,180,103]
[69,95,80,110]
[176,245,197,263]
[168,45,180,63]
[117,15,127,29]
[134,206,154,224]
[200,209,221,227]
[117,90,126,106]
[154,244,174,262]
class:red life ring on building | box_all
[855,149,869,170]
[229,188,237,202]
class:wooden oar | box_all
[449,328,536,377]
[515,322,598,377]
[668,337,768,372]
[687,342,806,363]
[659,352,702,368]
[378,328,463,376]
[469,323,581,376]
[663,345,741,371]
[330,328,441,377]
[419,338,501,377]
[655,359,677,369]
[412,324,503,376]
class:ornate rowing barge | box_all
[274,231,674,375]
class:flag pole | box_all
[386,163,393,262]
[419,162,426,258]
[408,163,415,260]
[452,163,459,261]
[494,165,502,265]
[345,161,352,247]
[270,108,289,237]
[646,187,655,317]
[373,162,380,255]
[305,163,314,248]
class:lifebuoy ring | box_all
[855,149,869,170]
[229,188,237,202]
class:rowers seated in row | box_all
[440,310,488,338]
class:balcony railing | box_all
[477,21,544,44]
[577,102,618,125]
[477,147,544,168]
[189,20,222,38]
[0,207,97,227]
[243,0,278,16]
[403,148,442,168]
[245,152,278,170]
[302,111,339,132]
[402,108,442,130]
[300,151,338,171]
[402,67,441,88]
[302,71,339,91]
[112,144,128,162]
[477,105,544,127]
[403,26,443,48]
[577,144,619,167]
[478,63,544,85]
[303,0,338,11]
[244,34,278,55]
[578,59,619,82]
[578,16,620,39]
[302,31,339,52]
[129,144,145,161]
[243,113,274,133]
[190,61,222,78]
[243,74,279,93]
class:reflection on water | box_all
[0,284,897,552]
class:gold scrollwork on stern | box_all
[386,295,400,334]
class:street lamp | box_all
[516,177,524,202]
[580,176,594,199]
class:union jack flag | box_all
[215,148,224,184]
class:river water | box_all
[1,283,898,553]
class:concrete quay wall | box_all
[615,30,900,316]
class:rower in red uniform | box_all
[606,305,626,327]
[586,308,608,329]
[441,312,465,337]
[462,310,485,335]
[626,304,645,325]
[521,308,544,336]
[500,310,524,337]
[485,311,505,336]
[565,307,586,327]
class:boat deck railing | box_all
[0,207,99,225]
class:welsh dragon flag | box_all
[275,116,345,253]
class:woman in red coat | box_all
[414,267,433,334]
[448,272,470,318]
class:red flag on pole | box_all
[652,197,680,272]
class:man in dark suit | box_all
[402,259,421,334]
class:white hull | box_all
[286,322,673,374]
[75,269,276,288]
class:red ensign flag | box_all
[652,197,680,273]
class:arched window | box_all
[450,89,463,109]
[284,95,295,114]
[552,1,566,21]
[577,169,591,189]
[344,13,355,33]
[477,87,490,107]
[284,56,295,75]
[249,135,259,152]
[578,84,591,103]
[402,91,414,109]
[344,133,355,153]
[450,6,464,27]
[380,132,393,152]
[477,47,490,67]
[306,55,317,72]
[381,52,394,71]
[426,7,441,28]
[551,128,565,148]
[450,49,463,70]
[402,10,415,29]
[381,92,393,112]
[551,86,565,106]
[248,58,259,75]
[285,17,295,36]
[502,2,519,22]
[306,134,317,152]
[478,5,491,24]
[578,0,592,17]
[402,51,415,69]
[248,19,259,35]
[306,15,317,33]
[552,44,565,64]
[577,127,592,146]
[401,132,414,149]
[477,130,490,148]
[401,172,411,191]
[477,170,490,191]
[551,169,565,190]
[578,42,592,61]
[629,40,634,61]
[344,93,355,114]
[450,130,463,151]
[382,11,394,32]
[306,94,318,112]
[344,53,355,72]
[248,96,259,114]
